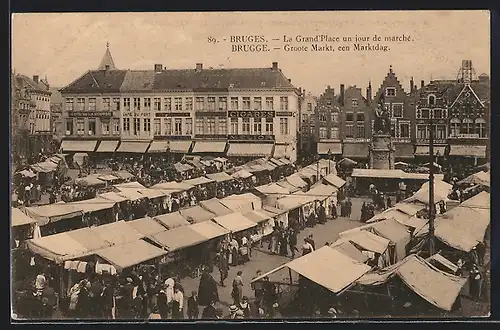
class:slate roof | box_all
[413,80,489,106]
[98,46,116,70]
[60,70,128,93]
[15,74,51,94]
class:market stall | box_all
[153,212,191,229]
[126,217,168,237]
[179,205,216,224]
[211,212,257,234]
[220,192,262,213]
[199,198,233,216]
[24,204,84,235]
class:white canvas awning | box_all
[61,140,98,152]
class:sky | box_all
[12,11,490,95]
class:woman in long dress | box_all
[197,270,219,307]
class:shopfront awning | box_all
[227,143,274,157]
[273,145,287,158]
[96,140,119,153]
[95,240,166,271]
[449,145,487,158]
[317,142,342,155]
[192,141,227,153]
[116,141,151,153]
[148,141,170,153]
[394,143,414,159]
[414,145,446,156]
[169,140,193,153]
[343,142,369,158]
[61,140,98,153]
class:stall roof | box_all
[152,181,194,192]
[153,212,191,229]
[460,191,490,209]
[286,174,308,189]
[98,174,120,182]
[17,169,37,178]
[231,169,254,179]
[214,157,228,163]
[262,205,287,216]
[127,217,168,237]
[402,173,444,181]
[298,168,317,180]
[179,206,216,224]
[114,182,146,189]
[337,230,390,254]
[247,164,267,173]
[420,180,454,194]
[31,161,58,173]
[116,188,148,201]
[184,176,215,186]
[352,169,406,179]
[371,218,411,245]
[190,221,230,240]
[199,198,233,216]
[149,226,207,251]
[27,233,92,263]
[276,194,315,211]
[69,197,116,213]
[287,246,371,294]
[212,212,257,233]
[75,175,106,187]
[243,210,272,223]
[427,253,459,274]
[24,204,84,226]
[323,174,346,189]
[99,192,130,203]
[255,183,291,196]
[276,180,301,193]
[220,193,262,213]
[306,184,337,200]
[206,172,234,183]
[11,207,37,227]
[113,170,135,180]
[95,240,166,271]
[137,189,167,199]
[269,158,286,167]
[90,220,144,245]
[66,227,112,252]
[332,241,369,263]
[393,203,424,216]
[173,162,194,172]
[404,187,449,205]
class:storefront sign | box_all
[275,111,293,117]
[68,111,112,118]
[195,111,227,117]
[452,133,480,139]
[155,112,191,117]
[123,112,151,117]
[228,110,275,118]
[228,134,274,141]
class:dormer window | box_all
[386,87,396,97]
[428,94,436,106]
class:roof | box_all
[95,240,166,271]
[458,171,490,187]
[65,227,112,252]
[99,192,129,203]
[286,174,308,189]
[199,198,233,216]
[231,169,254,179]
[120,70,157,92]
[323,174,346,189]
[371,218,411,245]
[15,74,50,94]
[153,212,191,229]
[460,191,490,209]
[60,70,127,93]
[255,183,290,196]
[352,169,407,179]
[404,187,449,205]
[211,212,257,232]
[243,210,272,223]
[114,182,146,189]
[179,205,216,223]
[149,226,207,251]
[112,170,135,180]
[152,181,194,192]
[24,204,84,226]
[276,194,315,211]
[332,241,369,263]
[69,197,116,213]
[90,220,144,245]
[137,188,167,199]
[306,184,337,200]
[26,232,92,263]
[286,246,371,294]
[206,172,234,182]
[75,175,106,187]
[190,221,230,240]
[337,230,390,254]
[98,45,116,70]
[276,180,301,193]
[184,176,215,186]
[127,217,168,236]
[220,193,262,213]
[115,188,148,201]
[11,207,37,227]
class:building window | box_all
[352,99,359,108]
[230,118,238,134]
[113,98,120,111]
[319,127,327,139]
[77,98,85,111]
[196,97,204,111]
[279,118,289,135]
[144,98,151,110]
[101,121,110,135]
[172,118,181,135]
[345,124,354,138]
[461,118,474,134]
[218,118,227,134]
[164,118,172,135]
[399,123,410,138]
[207,97,216,111]
[420,109,430,119]
[346,113,354,122]
[390,121,396,137]
[102,98,110,110]
[320,114,326,123]
[65,119,73,135]
[185,118,193,135]
[219,97,227,110]
[253,119,262,134]
[280,97,289,110]
[435,125,446,140]
[153,98,160,111]
[123,98,131,111]
[475,118,486,138]
[433,109,443,119]
[113,119,120,135]
[417,125,428,139]
[195,118,204,134]
[393,104,403,118]
[330,127,339,139]
[65,98,74,111]
[428,95,436,106]
[242,97,251,110]
[307,103,313,112]
[133,118,140,135]
[164,98,171,111]
[230,97,239,110]
[153,118,161,136]
[356,124,365,138]
[133,98,141,111]
[356,113,365,123]
[173,98,181,111]
[302,114,308,122]
[386,87,396,97]
[254,97,262,110]
[206,118,216,134]
[242,118,250,134]
[185,98,193,111]
[266,97,274,110]
[76,119,85,135]
[265,117,273,134]
[143,118,151,133]
[332,112,339,122]
[123,118,130,134]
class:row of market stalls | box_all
[13,154,68,187]
[251,179,490,315]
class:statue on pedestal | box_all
[374,94,391,135]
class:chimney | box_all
[421,80,424,88]
[366,81,372,101]
[154,64,163,72]
[196,63,203,72]
[272,62,278,70]
[288,79,291,83]
[410,77,414,93]
[340,84,345,106]
[33,75,39,83]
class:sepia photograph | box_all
[10,10,490,321]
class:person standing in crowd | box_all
[360,202,367,222]
[187,291,199,319]
[345,198,352,218]
[148,306,161,320]
[302,238,314,256]
[226,305,239,319]
[279,229,288,256]
[240,235,250,263]
[476,243,486,266]
[229,237,239,266]
[251,270,264,309]
[157,283,169,319]
[164,277,175,316]
[231,271,244,305]
[171,284,184,319]
[266,302,282,318]
[317,202,327,224]
[198,270,219,308]
[288,229,299,258]
[101,279,114,319]
[217,250,229,287]
[307,234,316,251]
[201,301,217,319]
[89,278,103,318]
[239,296,251,318]
[329,198,338,220]
[246,234,253,258]
[386,195,392,209]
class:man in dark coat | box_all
[288,229,299,258]
[187,291,199,319]
[198,270,219,306]
[317,203,327,224]
[101,281,114,319]
[218,251,229,287]
[89,278,103,318]
[201,301,217,319]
